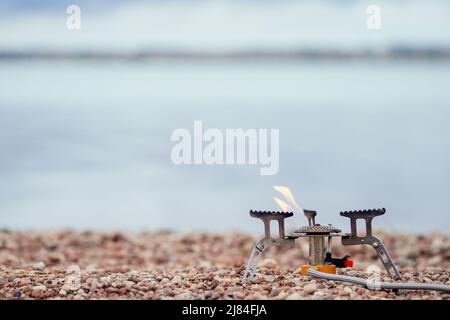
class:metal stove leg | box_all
[372,239,401,280]
[243,210,295,285]
[340,208,401,280]
[242,239,266,285]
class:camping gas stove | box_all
[242,201,400,285]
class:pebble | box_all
[428,256,442,266]
[260,258,278,268]
[312,291,326,300]
[233,292,246,299]
[33,285,47,291]
[33,261,45,271]
[171,275,182,284]
[270,287,281,296]
[31,290,42,298]
[303,283,317,294]
[31,285,47,298]
[65,277,81,291]
[124,281,136,289]
[286,292,303,300]
[177,292,191,299]
[338,289,350,296]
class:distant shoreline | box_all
[2,47,450,62]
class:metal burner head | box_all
[294,225,341,236]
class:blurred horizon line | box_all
[2,46,450,62]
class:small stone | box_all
[431,274,440,281]
[67,265,81,274]
[60,284,70,292]
[14,290,21,298]
[31,285,46,299]
[91,279,100,289]
[33,261,45,271]
[338,289,348,296]
[33,285,47,291]
[303,283,317,294]
[274,291,289,300]
[430,238,445,253]
[286,292,303,300]
[19,278,31,286]
[428,256,442,266]
[312,291,326,300]
[177,292,191,299]
[171,275,182,284]
[233,291,245,299]
[338,287,352,296]
[423,277,433,283]
[250,277,263,284]
[65,277,81,291]
[270,287,281,296]
[124,281,136,289]
[228,286,241,292]
[438,275,449,283]
[31,290,42,299]
[260,258,278,268]
[86,265,98,273]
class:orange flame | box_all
[273,197,293,212]
[273,186,304,213]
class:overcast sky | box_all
[0,0,449,52]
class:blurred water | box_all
[0,60,449,233]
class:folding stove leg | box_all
[340,208,401,280]
[242,238,266,286]
[242,210,295,285]
[372,239,401,280]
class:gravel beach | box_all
[0,230,449,300]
